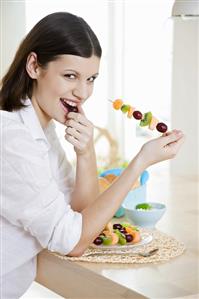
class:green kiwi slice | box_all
[139,112,152,127]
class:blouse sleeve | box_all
[47,126,76,204]
[1,123,82,255]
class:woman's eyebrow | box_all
[64,69,99,77]
[89,73,99,78]
[63,69,78,72]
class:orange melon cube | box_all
[98,177,110,193]
[113,99,123,110]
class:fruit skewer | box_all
[110,99,168,133]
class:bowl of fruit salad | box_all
[123,202,166,228]
[92,221,153,249]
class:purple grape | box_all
[93,237,103,245]
[133,110,143,120]
[125,234,133,242]
[113,223,122,230]
[119,228,127,234]
[156,122,168,133]
[69,106,78,113]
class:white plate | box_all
[90,233,153,250]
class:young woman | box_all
[0,12,185,298]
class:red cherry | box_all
[156,122,168,133]
[133,110,142,120]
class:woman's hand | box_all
[138,129,185,168]
[64,105,94,155]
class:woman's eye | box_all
[64,74,76,79]
[88,76,96,83]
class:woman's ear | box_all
[26,52,40,79]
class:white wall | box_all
[171,17,199,179]
[0,0,26,77]
[1,1,198,178]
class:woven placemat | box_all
[51,229,185,264]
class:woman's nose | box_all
[72,82,89,101]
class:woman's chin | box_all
[53,114,67,125]
[61,117,68,125]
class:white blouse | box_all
[0,99,82,298]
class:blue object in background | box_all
[99,168,124,177]
[99,168,149,218]
[140,170,149,185]
[114,206,126,218]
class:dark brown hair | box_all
[0,12,102,111]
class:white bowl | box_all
[122,201,166,228]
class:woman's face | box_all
[31,54,100,128]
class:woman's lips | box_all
[60,98,78,113]
[60,99,69,114]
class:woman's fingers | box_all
[67,109,89,127]
[140,129,185,167]
[166,134,186,151]
[65,119,88,134]
[162,129,179,137]
[161,130,184,147]
[65,134,82,148]
[65,130,91,154]
[65,126,82,141]
[64,109,94,155]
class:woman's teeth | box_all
[66,100,76,107]
[61,98,77,107]
[60,98,78,113]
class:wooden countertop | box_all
[36,172,199,298]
